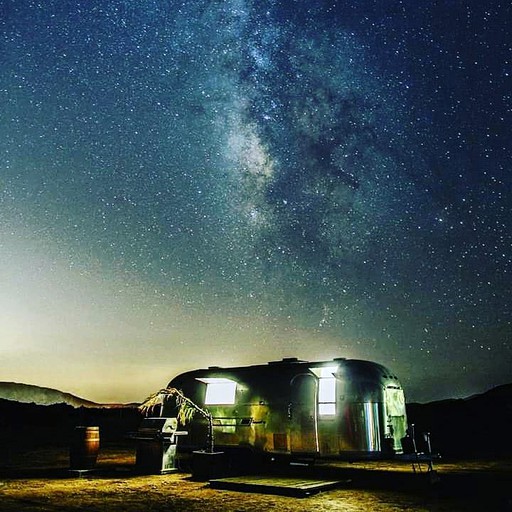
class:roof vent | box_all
[268,357,305,365]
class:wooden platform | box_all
[209,475,345,497]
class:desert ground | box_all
[1,443,512,511]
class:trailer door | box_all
[289,374,319,454]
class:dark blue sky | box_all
[1,0,510,402]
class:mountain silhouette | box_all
[406,383,512,457]
[0,382,100,408]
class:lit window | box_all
[311,366,337,416]
[318,403,336,415]
[197,378,237,405]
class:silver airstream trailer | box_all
[162,357,408,463]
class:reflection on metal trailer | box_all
[162,357,408,462]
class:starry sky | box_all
[1,0,510,404]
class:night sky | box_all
[1,0,510,404]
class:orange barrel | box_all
[70,426,100,470]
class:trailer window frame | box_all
[196,377,238,405]
[311,366,337,416]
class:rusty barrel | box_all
[70,426,100,470]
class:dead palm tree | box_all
[139,387,214,453]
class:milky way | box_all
[1,0,510,402]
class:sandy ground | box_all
[1,444,512,511]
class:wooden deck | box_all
[209,475,346,497]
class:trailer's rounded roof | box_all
[168,357,402,388]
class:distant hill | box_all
[0,382,101,408]
[406,383,512,457]
[0,398,143,451]
[468,382,512,402]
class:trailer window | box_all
[312,366,337,416]
[197,378,237,405]
[385,387,405,416]
[318,378,336,415]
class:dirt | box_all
[1,444,511,511]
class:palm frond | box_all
[138,386,215,452]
